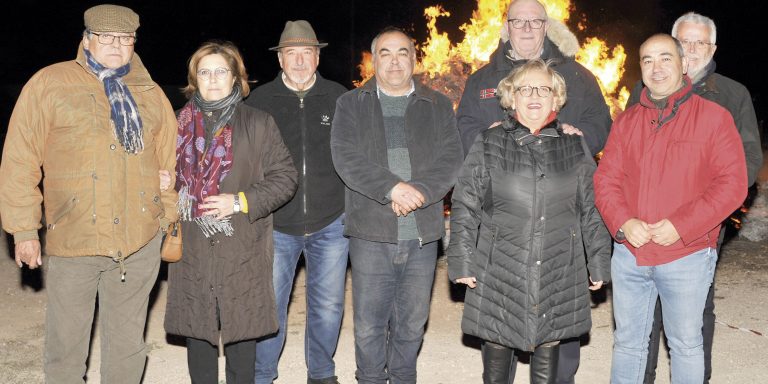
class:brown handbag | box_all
[161,222,183,262]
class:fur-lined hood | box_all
[501,18,579,57]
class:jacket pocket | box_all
[488,226,499,266]
[47,195,78,230]
[140,191,165,219]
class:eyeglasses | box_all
[197,68,232,81]
[679,39,713,50]
[89,31,137,46]
[508,18,547,29]
[515,85,552,97]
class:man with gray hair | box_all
[0,4,178,382]
[245,20,348,384]
[626,12,763,384]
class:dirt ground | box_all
[1,223,767,383]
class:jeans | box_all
[350,238,438,384]
[644,227,724,384]
[44,233,161,384]
[254,215,349,383]
[611,243,717,384]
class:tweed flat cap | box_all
[269,20,328,51]
[84,4,140,32]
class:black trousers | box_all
[555,338,580,384]
[187,337,257,384]
[643,227,724,384]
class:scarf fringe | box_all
[178,186,234,238]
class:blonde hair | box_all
[496,59,566,110]
[182,40,250,99]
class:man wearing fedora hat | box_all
[0,4,178,383]
[245,20,348,384]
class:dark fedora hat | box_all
[269,20,328,51]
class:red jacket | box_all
[594,79,747,266]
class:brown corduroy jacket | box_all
[0,44,178,259]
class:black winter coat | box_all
[447,118,611,351]
[164,104,298,346]
[245,73,348,235]
[456,39,611,156]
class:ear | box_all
[82,33,91,51]
[501,16,510,42]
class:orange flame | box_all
[355,0,628,117]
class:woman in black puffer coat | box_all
[447,59,611,384]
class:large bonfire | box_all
[354,0,629,118]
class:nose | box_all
[209,74,218,83]
[523,21,533,32]
[687,43,696,54]
[296,54,304,65]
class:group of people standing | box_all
[0,1,761,384]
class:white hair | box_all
[671,12,717,44]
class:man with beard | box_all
[245,20,348,384]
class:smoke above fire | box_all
[355,0,629,117]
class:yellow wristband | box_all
[238,191,249,214]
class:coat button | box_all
[113,218,119,224]
[539,174,545,179]
[540,216,545,221]
[153,196,160,202]
[537,139,542,144]
[110,144,116,150]
[536,260,541,265]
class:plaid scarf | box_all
[85,49,144,154]
[175,87,241,237]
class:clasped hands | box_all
[621,218,680,248]
[159,170,234,220]
[390,182,425,217]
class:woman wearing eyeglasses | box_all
[163,40,297,383]
[446,59,611,384]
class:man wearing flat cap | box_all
[245,20,348,384]
[0,4,177,382]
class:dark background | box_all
[1,0,766,144]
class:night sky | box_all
[1,0,766,142]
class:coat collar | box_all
[270,71,331,96]
[639,76,695,129]
[492,37,567,74]
[359,76,436,102]
[502,116,561,147]
[75,42,155,87]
